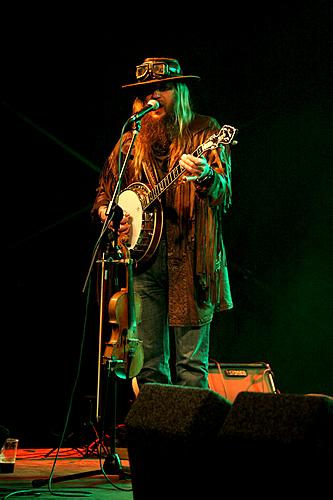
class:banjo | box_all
[117,124,238,264]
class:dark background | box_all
[2,2,332,447]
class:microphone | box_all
[128,99,160,124]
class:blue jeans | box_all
[134,239,210,388]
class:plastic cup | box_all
[0,438,19,473]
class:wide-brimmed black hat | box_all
[121,57,201,88]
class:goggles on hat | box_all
[136,61,182,82]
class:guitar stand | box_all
[75,395,110,458]
[32,360,130,489]
[43,444,86,460]
[43,427,89,459]
[43,397,100,459]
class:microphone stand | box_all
[32,120,141,490]
[81,119,141,295]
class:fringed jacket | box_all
[92,114,233,326]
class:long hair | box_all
[131,82,195,179]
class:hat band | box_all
[136,62,182,82]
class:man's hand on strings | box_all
[98,206,131,235]
[179,154,211,182]
[118,213,131,235]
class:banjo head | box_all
[118,188,144,250]
[117,182,163,263]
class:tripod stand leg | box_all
[43,448,57,459]
[32,450,129,488]
[32,453,130,488]
[32,468,103,488]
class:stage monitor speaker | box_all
[124,383,232,499]
[208,360,277,402]
[218,391,333,482]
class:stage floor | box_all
[0,447,133,499]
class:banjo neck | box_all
[143,162,185,210]
[142,124,238,210]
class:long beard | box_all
[139,113,178,152]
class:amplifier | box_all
[208,360,278,403]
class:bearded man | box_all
[92,57,234,389]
